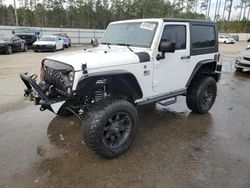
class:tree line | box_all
[0,0,206,29]
[0,0,249,33]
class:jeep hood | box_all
[45,46,151,71]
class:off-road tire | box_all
[6,45,12,54]
[186,76,217,114]
[83,98,138,158]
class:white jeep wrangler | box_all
[21,19,222,158]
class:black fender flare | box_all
[186,59,220,87]
[76,70,143,101]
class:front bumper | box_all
[235,60,250,71]
[20,73,65,113]
[33,45,55,52]
[0,46,7,53]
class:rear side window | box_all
[192,25,215,48]
[161,25,186,50]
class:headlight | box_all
[237,56,242,60]
[68,71,74,82]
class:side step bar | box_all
[137,89,186,106]
[157,97,177,106]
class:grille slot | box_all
[44,67,69,94]
[43,59,74,95]
[243,57,250,61]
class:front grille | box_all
[35,45,53,50]
[44,67,68,94]
[243,57,250,61]
[43,60,73,95]
[237,62,250,68]
[18,35,33,39]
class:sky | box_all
[2,0,244,21]
[201,0,242,20]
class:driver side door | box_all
[153,23,191,94]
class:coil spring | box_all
[94,88,105,102]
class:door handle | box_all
[181,55,190,60]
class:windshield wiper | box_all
[116,43,134,52]
[101,42,111,49]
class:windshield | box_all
[101,22,158,48]
[39,37,56,41]
[15,28,36,33]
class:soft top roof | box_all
[163,18,216,24]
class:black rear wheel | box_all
[83,98,138,158]
[186,76,217,114]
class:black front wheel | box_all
[186,76,217,114]
[6,45,13,54]
[83,98,138,158]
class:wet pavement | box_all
[1,43,250,187]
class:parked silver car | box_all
[235,46,250,71]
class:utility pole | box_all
[217,0,222,20]
[13,0,18,28]
[207,0,212,20]
[227,0,233,21]
[222,0,227,20]
[214,0,219,21]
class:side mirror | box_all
[12,30,15,34]
[157,41,175,60]
[159,41,175,53]
[36,32,40,35]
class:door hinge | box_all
[154,61,160,68]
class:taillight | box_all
[214,53,220,62]
[40,59,45,81]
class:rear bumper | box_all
[213,64,222,81]
[20,73,65,113]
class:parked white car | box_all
[235,46,250,71]
[218,35,235,44]
[33,36,64,52]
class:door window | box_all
[160,25,186,50]
[192,25,215,48]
